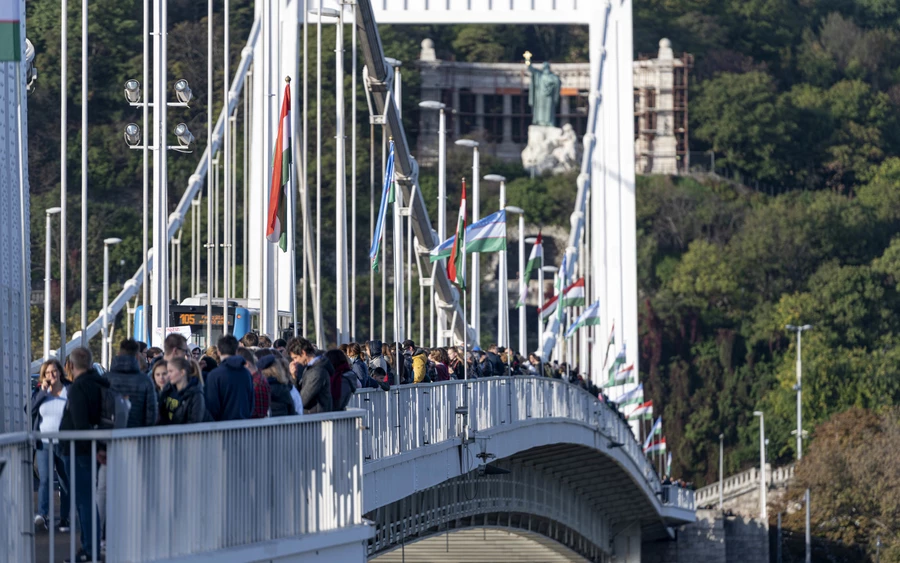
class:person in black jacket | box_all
[287,337,333,414]
[258,355,296,417]
[58,348,104,563]
[106,339,158,428]
[204,335,254,421]
[159,357,212,424]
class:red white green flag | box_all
[517,231,542,308]
[447,179,467,289]
[628,399,653,421]
[0,2,20,62]
[266,82,291,252]
[644,437,667,455]
[537,277,587,320]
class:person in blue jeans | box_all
[59,348,105,563]
[31,359,72,532]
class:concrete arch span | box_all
[365,462,611,562]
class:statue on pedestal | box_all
[521,52,578,175]
[525,54,561,127]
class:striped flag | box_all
[628,400,653,421]
[556,253,568,326]
[0,1,20,61]
[565,299,601,339]
[606,343,626,386]
[537,277,587,320]
[666,452,672,477]
[429,210,507,261]
[447,178,467,289]
[614,363,636,385]
[517,231,542,308]
[643,416,662,450]
[644,437,667,455]
[266,82,292,252]
[617,383,643,408]
[369,140,396,271]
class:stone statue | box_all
[527,61,561,127]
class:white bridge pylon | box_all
[369,0,640,384]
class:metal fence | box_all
[8,411,363,563]
[0,433,33,563]
[349,376,694,513]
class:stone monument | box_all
[521,54,580,175]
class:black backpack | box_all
[97,386,131,430]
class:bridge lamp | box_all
[753,410,767,521]
[174,123,194,148]
[124,79,141,103]
[124,123,142,147]
[607,441,625,449]
[173,79,192,104]
[307,6,340,19]
[102,237,123,367]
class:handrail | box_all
[350,376,694,514]
[32,20,261,370]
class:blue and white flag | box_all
[643,416,662,451]
[369,140,395,271]
[429,210,507,261]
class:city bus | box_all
[133,296,293,348]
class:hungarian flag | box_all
[0,1,20,61]
[517,231,543,308]
[643,416,662,450]
[447,178,467,289]
[266,82,292,252]
[556,253,568,326]
[614,363,636,386]
[644,437,667,455]
[430,210,506,261]
[537,277,586,320]
[565,298,601,339]
[628,399,653,421]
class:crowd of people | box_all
[28,331,612,561]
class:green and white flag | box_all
[617,383,644,408]
[517,231,542,308]
[565,298,601,339]
[606,343,626,386]
[0,1,21,62]
[643,416,662,450]
[430,210,506,261]
[666,452,672,477]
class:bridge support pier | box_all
[612,522,641,563]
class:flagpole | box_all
[301,0,308,335]
[369,121,375,341]
[315,0,323,348]
[287,77,298,337]
[350,5,358,342]
[335,7,349,345]
[381,131,386,344]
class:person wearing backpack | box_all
[58,347,105,563]
[411,347,431,383]
[325,349,358,411]
[366,340,392,385]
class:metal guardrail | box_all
[6,411,363,563]
[694,464,795,508]
[0,433,33,563]
[349,376,694,513]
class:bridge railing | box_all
[0,433,33,563]
[7,412,363,563]
[350,376,688,510]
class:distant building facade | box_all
[416,38,693,175]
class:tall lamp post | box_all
[754,411,767,521]
[719,433,725,510]
[44,207,62,359]
[506,206,526,354]
[420,101,447,345]
[102,237,123,367]
[456,139,480,343]
[484,174,507,347]
[786,323,813,563]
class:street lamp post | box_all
[754,411,767,521]
[485,174,507,348]
[506,206,526,355]
[786,323,813,563]
[102,237,123,367]
[719,433,725,510]
[419,101,447,346]
[456,139,480,344]
[44,207,62,359]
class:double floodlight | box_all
[124,123,141,147]
[124,79,141,103]
[174,123,194,148]
[174,79,192,104]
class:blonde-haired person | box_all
[258,355,297,417]
[31,359,71,532]
[159,357,211,424]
